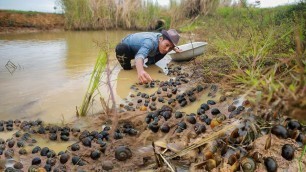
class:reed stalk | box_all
[78,50,107,116]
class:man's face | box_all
[158,38,174,54]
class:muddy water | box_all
[0,30,172,124]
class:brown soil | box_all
[0,10,64,34]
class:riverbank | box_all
[0,10,64,34]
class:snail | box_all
[211,108,220,115]
[91,149,101,160]
[160,123,170,133]
[205,159,216,171]
[264,157,278,172]
[115,146,132,161]
[241,157,256,172]
[281,144,295,161]
[31,157,41,165]
[60,153,70,164]
[186,115,196,124]
[271,125,288,139]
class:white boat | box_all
[167,42,208,61]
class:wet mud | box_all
[0,60,305,172]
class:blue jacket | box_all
[121,32,162,63]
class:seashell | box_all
[207,100,216,105]
[296,133,306,144]
[264,157,278,172]
[194,123,206,135]
[160,123,170,133]
[200,103,210,111]
[204,118,212,125]
[228,154,237,165]
[28,165,40,172]
[216,114,226,123]
[32,146,41,154]
[49,133,57,141]
[47,150,56,158]
[186,115,196,124]
[210,119,220,129]
[72,156,83,165]
[203,150,214,160]
[44,164,52,171]
[46,158,56,166]
[91,149,101,160]
[82,137,92,147]
[271,125,288,139]
[228,105,236,112]
[71,143,80,151]
[14,162,23,169]
[205,159,216,171]
[175,111,183,118]
[148,123,159,133]
[140,106,147,111]
[32,157,41,165]
[241,157,256,172]
[60,135,69,141]
[60,153,70,164]
[281,144,295,161]
[252,152,262,163]
[7,140,15,148]
[177,121,187,130]
[40,147,49,156]
[287,120,301,130]
[211,108,220,115]
[102,160,114,171]
[115,146,132,161]
[19,148,27,155]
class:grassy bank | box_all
[190,3,306,120]
[0,10,64,30]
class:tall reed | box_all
[78,50,107,116]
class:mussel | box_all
[115,146,132,161]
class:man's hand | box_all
[174,47,183,53]
[137,70,153,84]
[135,58,153,84]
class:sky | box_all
[0,0,300,13]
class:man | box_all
[115,29,181,84]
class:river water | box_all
[0,30,171,124]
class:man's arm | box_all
[135,58,152,84]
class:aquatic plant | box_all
[78,50,107,116]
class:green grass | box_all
[78,50,107,116]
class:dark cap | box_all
[161,29,180,46]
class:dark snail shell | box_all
[90,149,101,160]
[264,157,278,172]
[160,123,170,133]
[271,125,288,139]
[115,146,132,161]
[211,108,220,115]
[241,157,256,172]
[287,120,301,130]
[60,153,70,164]
[207,100,216,105]
[31,157,41,165]
[13,162,23,169]
[186,115,196,124]
[281,144,295,161]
